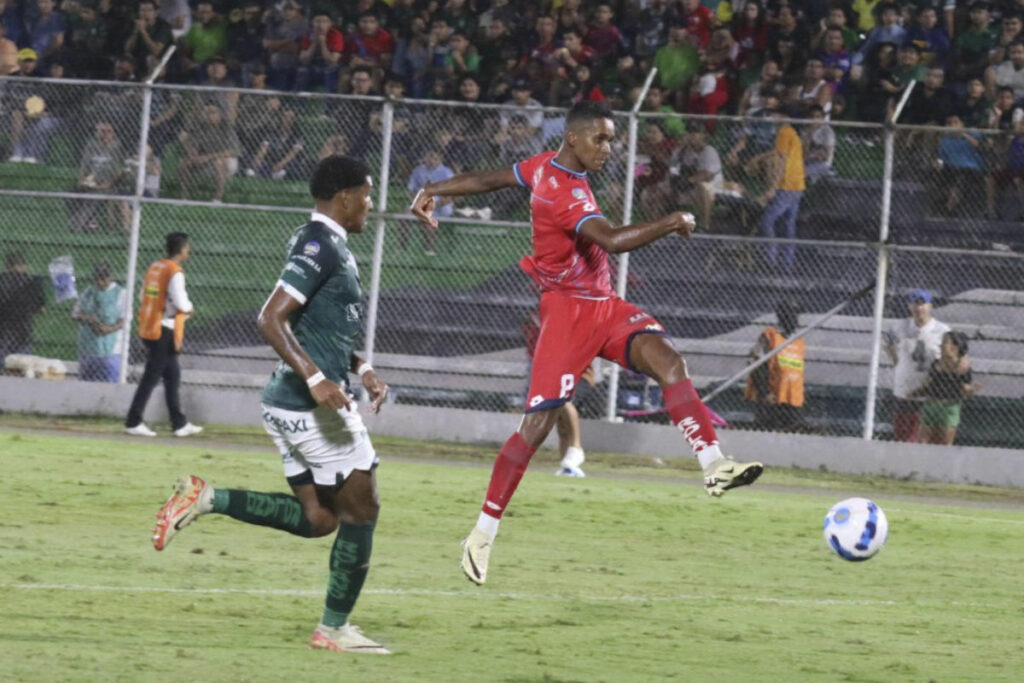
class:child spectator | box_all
[936,114,986,215]
[445,32,479,79]
[802,104,836,183]
[296,13,343,93]
[556,28,598,77]
[811,7,860,54]
[71,262,125,383]
[345,12,395,81]
[992,13,1024,63]
[854,3,907,67]
[909,331,979,445]
[643,85,687,139]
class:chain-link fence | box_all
[1,76,1021,448]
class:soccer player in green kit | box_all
[151,156,391,654]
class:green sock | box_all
[322,522,375,628]
[211,488,314,538]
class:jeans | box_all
[761,189,803,270]
[125,327,186,429]
[79,354,121,383]
[295,63,339,93]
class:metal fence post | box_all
[862,84,915,439]
[362,98,393,371]
[604,68,658,421]
[119,47,176,384]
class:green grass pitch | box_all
[1,418,1022,682]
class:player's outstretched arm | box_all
[258,287,352,411]
[578,211,696,254]
[411,167,519,227]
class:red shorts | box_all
[526,292,666,412]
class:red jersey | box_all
[346,28,395,64]
[682,7,714,49]
[300,27,345,54]
[514,151,612,299]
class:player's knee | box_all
[308,510,340,537]
[338,500,379,526]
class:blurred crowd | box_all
[1,0,1023,125]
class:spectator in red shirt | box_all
[732,1,769,70]
[584,3,627,67]
[678,0,715,51]
[296,13,343,93]
[345,11,395,85]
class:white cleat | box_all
[125,423,157,437]
[555,466,585,478]
[173,423,204,437]
[702,456,764,497]
[310,623,391,654]
[461,527,493,585]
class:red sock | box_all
[663,379,720,455]
[482,432,537,519]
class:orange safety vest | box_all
[744,326,805,407]
[137,259,186,349]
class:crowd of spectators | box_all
[1,0,1022,124]
[1,0,1022,223]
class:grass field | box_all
[2,417,1023,682]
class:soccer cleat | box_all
[460,527,493,585]
[310,623,391,654]
[702,457,764,497]
[555,466,585,478]
[173,423,204,437]
[152,475,213,550]
[125,423,157,437]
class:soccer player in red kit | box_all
[411,102,762,585]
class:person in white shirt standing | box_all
[885,289,950,442]
[125,232,202,437]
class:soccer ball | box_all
[822,497,888,561]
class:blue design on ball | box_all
[854,502,879,551]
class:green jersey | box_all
[262,214,363,411]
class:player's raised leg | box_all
[627,332,763,496]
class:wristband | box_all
[305,371,326,388]
[357,363,373,377]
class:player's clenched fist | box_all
[664,211,697,237]
[410,189,438,228]
[309,379,353,412]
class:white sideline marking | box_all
[2,582,906,608]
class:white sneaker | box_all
[478,207,493,221]
[125,423,157,437]
[8,154,23,162]
[310,623,391,654]
[173,423,204,437]
[454,207,475,217]
[244,168,256,177]
[555,465,585,478]
[23,156,37,164]
[461,527,493,585]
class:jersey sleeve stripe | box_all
[276,279,307,305]
[574,213,604,234]
[512,163,528,188]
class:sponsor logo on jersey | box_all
[529,394,544,408]
[571,187,587,201]
[645,322,664,331]
[548,176,559,189]
[291,254,322,272]
[628,312,650,324]
[304,241,320,256]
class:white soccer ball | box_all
[823,497,888,561]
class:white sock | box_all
[696,444,724,470]
[475,511,500,540]
[561,446,585,469]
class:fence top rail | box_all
[637,109,886,130]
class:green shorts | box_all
[920,401,961,429]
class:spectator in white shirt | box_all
[884,289,950,442]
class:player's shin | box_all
[662,379,724,468]
[212,489,316,537]
[477,432,537,538]
[322,522,375,628]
